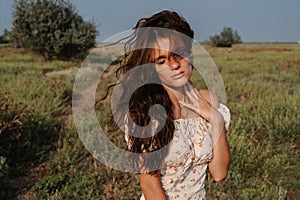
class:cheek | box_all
[154,65,171,80]
[154,65,191,88]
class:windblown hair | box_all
[126,83,175,172]
[115,10,194,172]
[116,10,194,77]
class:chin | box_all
[165,79,189,88]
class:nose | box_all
[169,57,180,70]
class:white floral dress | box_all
[159,116,213,199]
[138,103,230,200]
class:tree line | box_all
[1,0,242,60]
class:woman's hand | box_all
[179,82,225,128]
[179,83,224,144]
[179,83,230,181]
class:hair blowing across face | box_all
[117,10,194,76]
[115,10,194,173]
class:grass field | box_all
[0,43,299,199]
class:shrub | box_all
[0,29,11,44]
[11,0,98,60]
[209,27,242,47]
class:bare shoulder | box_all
[199,90,219,108]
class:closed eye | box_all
[156,59,165,64]
[154,56,167,65]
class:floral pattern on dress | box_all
[138,104,230,200]
[159,117,213,200]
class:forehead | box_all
[152,38,171,57]
[152,37,186,58]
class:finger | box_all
[178,100,200,113]
[195,89,214,108]
[193,88,201,97]
[185,82,199,100]
[183,85,199,108]
[190,87,199,100]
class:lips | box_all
[171,71,185,79]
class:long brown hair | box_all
[114,10,194,172]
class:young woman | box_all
[115,10,230,200]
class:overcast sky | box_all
[1,0,299,42]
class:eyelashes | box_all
[156,59,166,65]
[154,54,186,65]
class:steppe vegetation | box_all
[0,43,299,199]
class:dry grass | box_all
[1,43,299,199]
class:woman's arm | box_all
[138,171,167,200]
[199,90,231,182]
[208,125,230,181]
[173,85,230,181]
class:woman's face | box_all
[152,37,192,88]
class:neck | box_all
[163,81,200,119]
[163,82,190,102]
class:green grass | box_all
[203,44,300,199]
[0,44,299,199]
